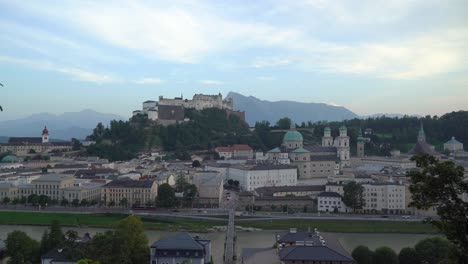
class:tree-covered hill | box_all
[86,110,468,161]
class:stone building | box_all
[444,137,464,152]
[0,127,72,156]
[133,93,245,125]
[326,181,406,214]
[267,126,350,180]
[214,144,254,160]
[101,179,158,207]
[150,232,211,264]
[192,172,224,207]
[408,122,439,157]
[317,191,347,213]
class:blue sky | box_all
[1,0,467,120]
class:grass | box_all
[0,211,222,232]
[0,211,438,234]
[239,219,438,234]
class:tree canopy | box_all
[351,245,373,264]
[373,246,398,264]
[6,230,40,264]
[408,154,468,261]
[157,183,178,208]
[343,181,365,211]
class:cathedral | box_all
[267,125,351,180]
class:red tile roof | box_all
[215,144,252,152]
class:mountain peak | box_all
[226,91,358,125]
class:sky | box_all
[1,0,467,120]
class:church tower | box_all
[417,122,426,142]
[357,128,365,158]
[322,127,333,147]
[335,126,350,167]
[42,126,49,143]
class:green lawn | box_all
[239,219,438,234]
[0,211,438,234]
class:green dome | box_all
[1,155,18,163]
[339,126,347,131]
[324,127,331,132]
[283,130,303,142]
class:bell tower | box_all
[42,126,49,143]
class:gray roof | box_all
[408,141,439,156]
[305,146,337,153]
[279,246,354,262]
[255,185,325,196]
[151,232,204,250]
[445,137,463,145]
[310,155,339,162]
[33,174,74,182]
[8,137,42,144]
[318,191,342,198]
[104,179,155,188]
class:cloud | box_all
[199,80,223,85]
[0,55,116,84]
[134,78,163,84]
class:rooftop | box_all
[33,174,74,182]
[279,246,353,262]
[283,130,303,142]
[255,185,325,196]
[103,179,155,188]
[318,191,342,198]
[151,232,204,250]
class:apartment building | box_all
[101,179,158,207]
[326,181,406,214]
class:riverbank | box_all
[0,211,438,233]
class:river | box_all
[0,225,438,263]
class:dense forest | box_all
[86,110,468,161]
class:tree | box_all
[28,149,36,154]
[77,259,101,264]
[72,199,80,207]
[6,230,40,264]
[398,247,419,264]
[352,245,374,264]
[80,199,89,207]
[175,175,189,192]
[343,181,365,211]
[72,138,82,151]
[27,194,39,205]
[157,183,178,208]
[408,154,468,260]
[2,197,10,204]
[61,198,69,206]
[183,184,198,206]
[415,237,451,264]
[40,220,65,254]
[276,117,292,129]
[119,198,128,207]
[373,246,398,264]
[113,215,149,264]
[227,179,234,185]
[192,160,201,167]
[38,195,49,206]
[233,180,240,187]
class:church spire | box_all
[417,121,426,142]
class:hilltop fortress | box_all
[133,93,244,125]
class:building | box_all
[193,172,224,207]
[326,182,406,214]
[0,127,72,156]
[62,182,103,202]
[15,174,75,201]
[254,185,325,198]
[134,93,245,124]
[242,229,354,264]
[444,137,464,153]
[101,179,158,207]
[150,232,211,264]
[214,144,254,160]
[267,126,349,180]
[212,162,297,191]
[408,123,439,157]
[357,129,370,158]
[317,191,347,213]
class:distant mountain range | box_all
[360,113,422,119]
[0,109,125,140]
[226,92,358,126]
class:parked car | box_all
[401,215,411,219]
